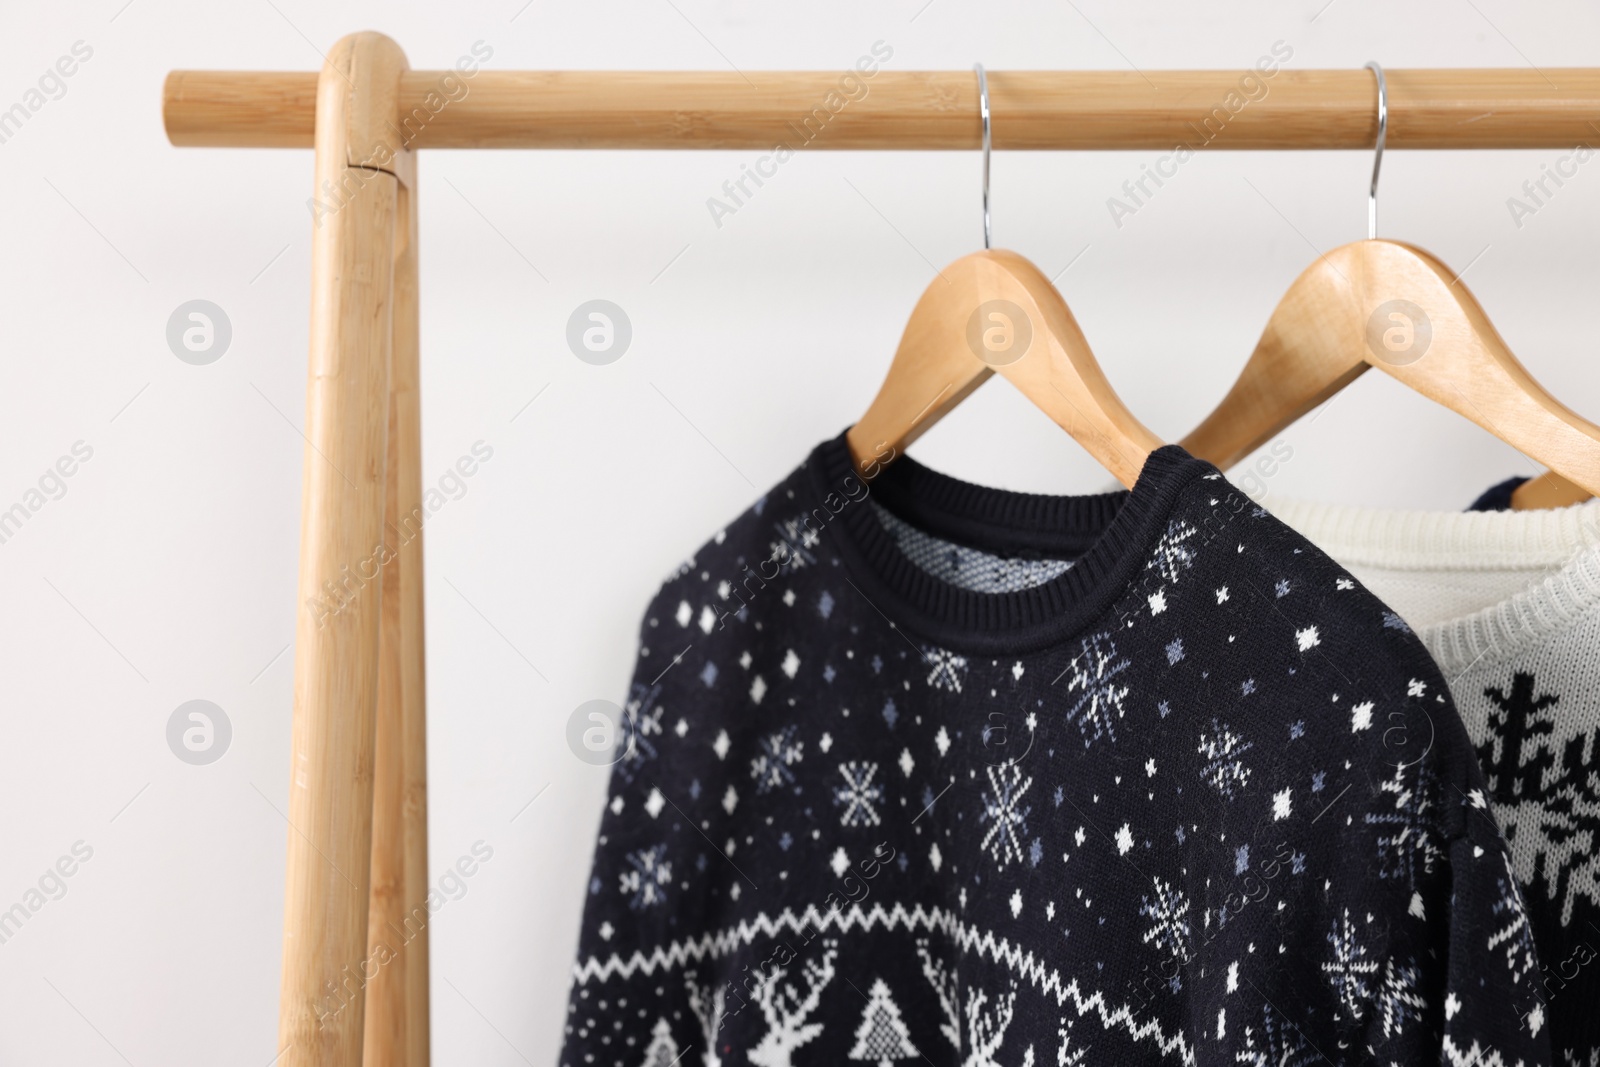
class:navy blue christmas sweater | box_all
[561,434,1551,1067]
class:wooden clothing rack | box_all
[160,32,1600,1067]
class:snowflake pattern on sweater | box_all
[1269,499,1600,1064]
[562,436,1549,1067]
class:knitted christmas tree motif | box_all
[1475,671,1600,924]
[846,978,918,1065]
[1478,672,1560,803]
[639,1017,679,1067]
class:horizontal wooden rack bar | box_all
[163,68,1600,152]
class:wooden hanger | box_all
[846,67,1163,487]
[1180,64,1599,510]
[846,249,1163,485]
[1180,238,1600,504]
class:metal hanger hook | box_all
[1365,60,1387,240]
[976,63,992,249]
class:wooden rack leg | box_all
[364,155,430,1066]
[395,166,432,1067]
[279,32,408,1067]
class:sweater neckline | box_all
[810,432,1211,655]
[1420,543,1600,673]
[1268,496,1600,571]
[1268,495,1600,673]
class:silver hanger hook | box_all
[1365,60,1387,240]
[975,63,992,249]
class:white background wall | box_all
[1,1,1596,1063]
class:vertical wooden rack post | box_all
[161,32,1600,1067]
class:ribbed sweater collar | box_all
[809,432,1212,655]
[1421,544,1600,673]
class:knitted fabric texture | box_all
[562,435,1550,1067]
[1273,494,1600,1064]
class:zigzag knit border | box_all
[572,901,1196,1064]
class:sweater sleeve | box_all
[1360,644,1551,1066]
[1180,531,1552,1067]
[1437,803,1549,1065]
[560,584,725,1067]
[1186,725,1551,1067]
